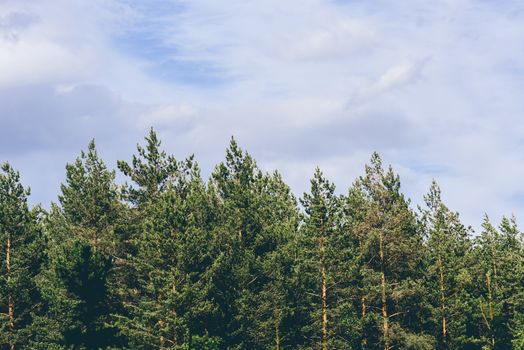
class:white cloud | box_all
[2,0,524,230]
[373,61,424,93]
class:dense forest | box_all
[1,129,523,350]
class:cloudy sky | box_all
[2,0,524,230]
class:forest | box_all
[1,129,523,350]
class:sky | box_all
[2,0,524,230]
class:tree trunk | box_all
[361,296,368,348]
[321,235,328,350]
[358,234,368,349]
[275,311,281,350]
[379,233,389,350]
[438,256,447,344]
[172,283,178,347]
[93,232,98,252]
[487,272,495,349]
[7,235,15,350]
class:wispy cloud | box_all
[2,0,524,229]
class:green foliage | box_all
[296,168,361,349]
[1,131,523,349]
[351,153,429,349]
[207,138,301,349]
[0,162,45,349]
[58,139,125,256]
[419,180,474,349]
[55,240,119,348]
[117,128,179,207]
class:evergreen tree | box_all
[58,139,125,255]
[351,153,432,350]
[208,137,272,349]
[33,141,124,349]
[115,158,221,349]
[208,138,300,349]
[0,163,45,350]
[116,130,221,348]
[419,181,474,349]
[299,168,360,349]
[248,171,301,350]
[0,132,523,348]
[471,216,524,349]
[115,129,184,346]
[117,128,179,208]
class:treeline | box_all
[1,129,523,350]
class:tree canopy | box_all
[1,130,523,350]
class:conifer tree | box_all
[299,168,361,349]
[420,181,474,349]
[208,138,300,349]
[114,129,182,344]
[33,141,124,348]
[499,217,524,350]
[472,216,524,349]
[351,153,431,350]
[117,128,179,208]
[115,158,222,349]
[0,163,45,350]
[1,132,524,348]
[116,130,222,348]
[58,139,124,255]
[248,171,301,350]
[208,137,271,349]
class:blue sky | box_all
[2,0,524,230]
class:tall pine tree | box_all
[351,153,432,350]
[420,180,474,349]
[0,163,45,350]
[33,141,123,349]
[299,168,361,349]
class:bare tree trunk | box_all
[275,310,281,350]
[7,236,15,349]
[361,296,368,348]
[438,256,447,344]
[487,272,495,349]
[7,235,15,350]
[320,235,328,350]
[93,230,98,253]
[379,233,389,350]
[172,283,178,348]
[358,234,368,349]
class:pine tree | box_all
[33,141,124,348]
[502,216,524,349]
[351,153,432,350]
[298,168,361,349]
[419,180,474,349]
[208,137,271,349]
[2,132,524,348]
[115,158,221,349]
[472,216,524,349]
[116,130,222,348]
[249,171,301,350]
[58,139,125,256]
[473,217,501,349]
[0,163,45,350]
[208,138,300,349]
[117,128,179,208]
